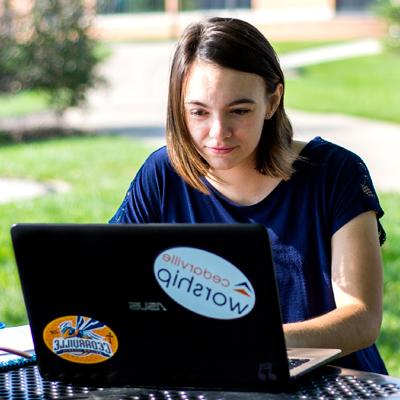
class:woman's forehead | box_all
[183,60,267,103]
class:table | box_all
[2,325,400,399]
[1,363,400,399]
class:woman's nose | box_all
[209,116,232,139]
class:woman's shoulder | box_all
[299,136,364,166]
[139,146,174,173]
[143,145,169,164]
[137,145,188,190]
[291,137,372,189]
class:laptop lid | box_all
[11,223,339,390]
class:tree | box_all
[0,0,27,93]
[0,0,104,113]
[376,0,400,53]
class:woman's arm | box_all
[283,210,383,356]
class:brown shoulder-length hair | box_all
[166,17,296,194]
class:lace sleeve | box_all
[329,152,386,246]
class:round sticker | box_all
[154,247,256,320]
[43,315,118,364]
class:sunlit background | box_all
[1,0,399,376]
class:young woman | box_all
[110,17,387,374]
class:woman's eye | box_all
[190,109,207,117]
[231,109,250,115]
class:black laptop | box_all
[11,223,340,390]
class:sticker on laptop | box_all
[154,247,255,320]
[43,315,118,364]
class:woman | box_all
[110,17,387,374]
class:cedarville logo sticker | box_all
[154,247,256,320]
[43,316,118,364]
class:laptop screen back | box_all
[11,223,290,389]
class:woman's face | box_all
[183,60,281,175]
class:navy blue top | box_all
[110,136,387,374]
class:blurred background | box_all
[1,0,399,375]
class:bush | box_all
[0,2,26,93]
[376,0,400,53]
[0,0,104,112]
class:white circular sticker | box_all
[154,247,255,320]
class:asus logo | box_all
[128,302,167,312]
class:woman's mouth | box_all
[207,146,237,154]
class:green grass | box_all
[377,193,400,376]
[0,134,153,325]
[0,90,50,118]
[285,52,400,124]
[272,40,346,55]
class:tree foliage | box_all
[376,0,400,53]
[0,1,25,93]
[0,0,104,112]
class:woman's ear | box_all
[265,83,283,119]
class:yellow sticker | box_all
[43,315,118,364]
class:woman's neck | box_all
[206,167,282,206]
[205,140,307,206]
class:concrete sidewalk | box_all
[1,39,399,204]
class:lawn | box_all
[0,90,50,118]
[272,40,346,55]
[285,52,400,124]
[377,193,400,375]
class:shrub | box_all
[0,1,27,93]
[0,0,104,112]
[376,0,400,53]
